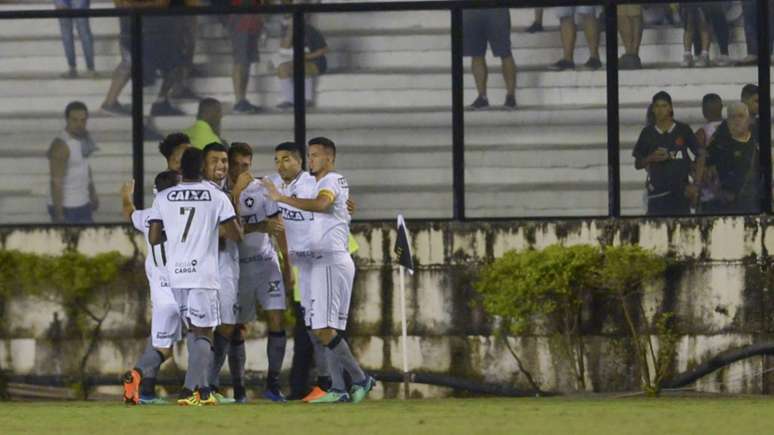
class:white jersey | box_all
[238,178,281,263]
[131,208,170,288]
[311,172,351,257]
[149,181,236,290]
[212,180,240,284]
[270,171,316,257]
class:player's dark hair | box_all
[158,132,191,159]
[64,101,88,119]
[203,142,228,160]
[197,97,222,118]
[154,170,179,192]
[180,148,204,181]
[275,141,302,161]
[741,84,759,101]
[308,136,336,156]
[228,142,253,162]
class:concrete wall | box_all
[2,217,774,397]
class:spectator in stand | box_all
[212,0,265,114]
[183,98,227,149]
[739,0,774,65]
[527,8,543,33]
[705,102,760,213]
[169,0,202,100]
[463,9,517,110]
[54,0,95,79]
[100,1,133,115]
[633,91,702,216]
[48,101,98,224]
[276,13,329,109]
[549,6,602,71]
[618,4,644,69]
[702,4,732,66]
[695,94,723,212]
[680,4,713,67]
[741,83,760,138]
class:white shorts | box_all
[309,257,355,331]
[219,274,239,325]
[150,281,183,348]
[237,258,287,323]
[173,288,221,329]
[555,6,601,19]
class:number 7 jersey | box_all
[148,181,237,290]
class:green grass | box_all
[1,397,772,435]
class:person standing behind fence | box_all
[48,101,99,224]
[54,0,95,79]
[633,91,702,216]
[463,8,517,110]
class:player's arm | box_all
[262,178,334,212]
[148,221,163,245]
[49,139,69,223]
[120,180,135,222]
[269,214,294,289]
[245,218,284,235]
[220,217,243,242]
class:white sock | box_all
[304,78,313,102]
[279,78,293,104]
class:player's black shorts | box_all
[462,9,512,58]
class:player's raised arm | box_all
[262,177,334,212]
[120,179,135,222]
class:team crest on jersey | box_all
[167,189,212,202]
[245,197,255,208]
[268,280,281,294]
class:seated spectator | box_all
[549,6,602,71]
[54,0,95,79]
[618,4,643,70]
[704,102,760,213]
[695,94,723,211]
[183,98,227,149]
[276,14,328,109]
[633,91,702,216]
[48,101,98,224]
[463,8,517,110]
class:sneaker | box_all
[526,21,543,33]
[276,101,294,110]
[60,68,77,79]
[302,386,327,403]
[212,391,236,404]
[584,57,603,70]
[681,53,694,67]
[233,99,262,114]
[101,101,131,116]
[139,396,168,405]
[503,94,517,111]
[177,391,201,407]
[198,390,218,406]
[619,53,641,70]
[233,385,247,403]
[308,390,350,404]
[737,55,757,65]
[235,396,248,404]
[349,376,376,404]
[696,53,710,68]
[467,95,489,110]
[121,369,141,405]
[83,69,98,79]
[263,388,288,403]
[714,54,732,67]
[150,100,185,117]
[549,59,575,71]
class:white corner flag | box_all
[394,214,413,398]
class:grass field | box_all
[1,396,772,435]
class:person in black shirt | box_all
[704,102,760,213]
[633,91,703,216]
[276,14,329,110]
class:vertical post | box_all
[451,8,465,220]
[758,0,772,214]
[293,10,307,169]
[130,12,144,209]
[605,2,620,217]
[399,265,410,399]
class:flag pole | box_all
[399,264,410,399]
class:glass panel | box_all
[305,11,453,219]
[464,7,609,218]
[621,1,760,216]
[0,16,134,224]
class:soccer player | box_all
[199,142,241,403]
[119,171,180,405]
[158,132,191,173]
[263,137,375,404]
[148,147,242,406]
[228,142,294,402]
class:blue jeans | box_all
[742,0,774,56]
[54,0,95,70]
[48,203,94,224]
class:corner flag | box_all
[394,214,414,274]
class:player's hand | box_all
[233,172,254,195]
[267,218,285,236]
[120,179,135,199]
[346,197,356,215]
[648,148,670,163]
[261,177,282,201]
